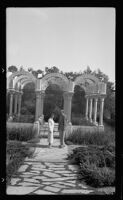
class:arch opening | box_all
[43,84,64,122]
[71,85,88,125]
[20,82,36,123]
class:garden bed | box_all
[6,140,34,185]
[68,144,115,188]
[65,127,115,146]
[6,123,36,185]
[66,124,115,188]
[7,122,36,141]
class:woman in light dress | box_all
[48,113,55,148]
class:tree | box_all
[19,66,24,71]
[27,68,44,78]
[28,67,33,72]
[93,68,109,83]
[83,66,92,74]
[43,84,63,121]
[72,85,85,116]
[8,65,18,73]
[21,82,36,115]
[37,69,43,74]
[45,66,60,74]
[32,70,38,78]
[64,72,76,80]
[104,82,115,120]
[52,66,59,73]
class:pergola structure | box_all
[7,70,106,127]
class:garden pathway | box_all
[6,138,114,195]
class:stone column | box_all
[40,91,45,117]
[93,97,98,125]
[89,98,93,123]
[9,90,14,116]
[63,92,73,124]
[35,91,45,121]
[14,92,18,115]
[6,90,9,116]
[99,97,104,126]
[17,92,23,117]
[85,97,89,120]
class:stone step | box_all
[39,123,59,138]
[40,128,59,132]
[40,126,58,129]
[39,131,59,138]
[40,123,58,132]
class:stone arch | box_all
[73,74,106,127]
[13,75,34,88]
[40,73,72,92]
[35,73,74,122]
[21,80,35,90]
[7,71,37,120]
[7,70,36,89]
[14,76,36,90]
[74,74,99,92]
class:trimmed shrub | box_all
[65,128,115,146]
[68,145,115,187]
[13,115,35,123]
[104,117,115,127]
[7,124,36,141]
[71,117,94,126]
[79,165,115,187]
[6,141,33,185]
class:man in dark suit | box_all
[58,110,68,148]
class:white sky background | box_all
[6,8,115,82]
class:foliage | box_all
[37,69,43,74]
[83,66,92,74]
[71,116,94,126]
[93,68,109,83]
[43,84,63,122]
[27,67,33,72]
[64,71,81,81]
[21,82,36,116]
[6,141,33,185]
[19,66,24,71]
[72,85,85,115]
[65,128,115,146]
[45,66,60,74]
[7,124,36,141]
[20,107,30,115]
[68,144,115,187]
[8,65,18,73]
[104,83,115,120]
[17,115,35,123]
[104,117,115,127]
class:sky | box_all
[6,7,115,82]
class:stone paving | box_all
[6,138,115,195]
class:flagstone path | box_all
[6,138,115,195]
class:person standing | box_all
[58,110,68,148]
[48,113,55,148]
[38,114,44,125]
[8,116,13,122]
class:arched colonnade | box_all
[7,70,106,127]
